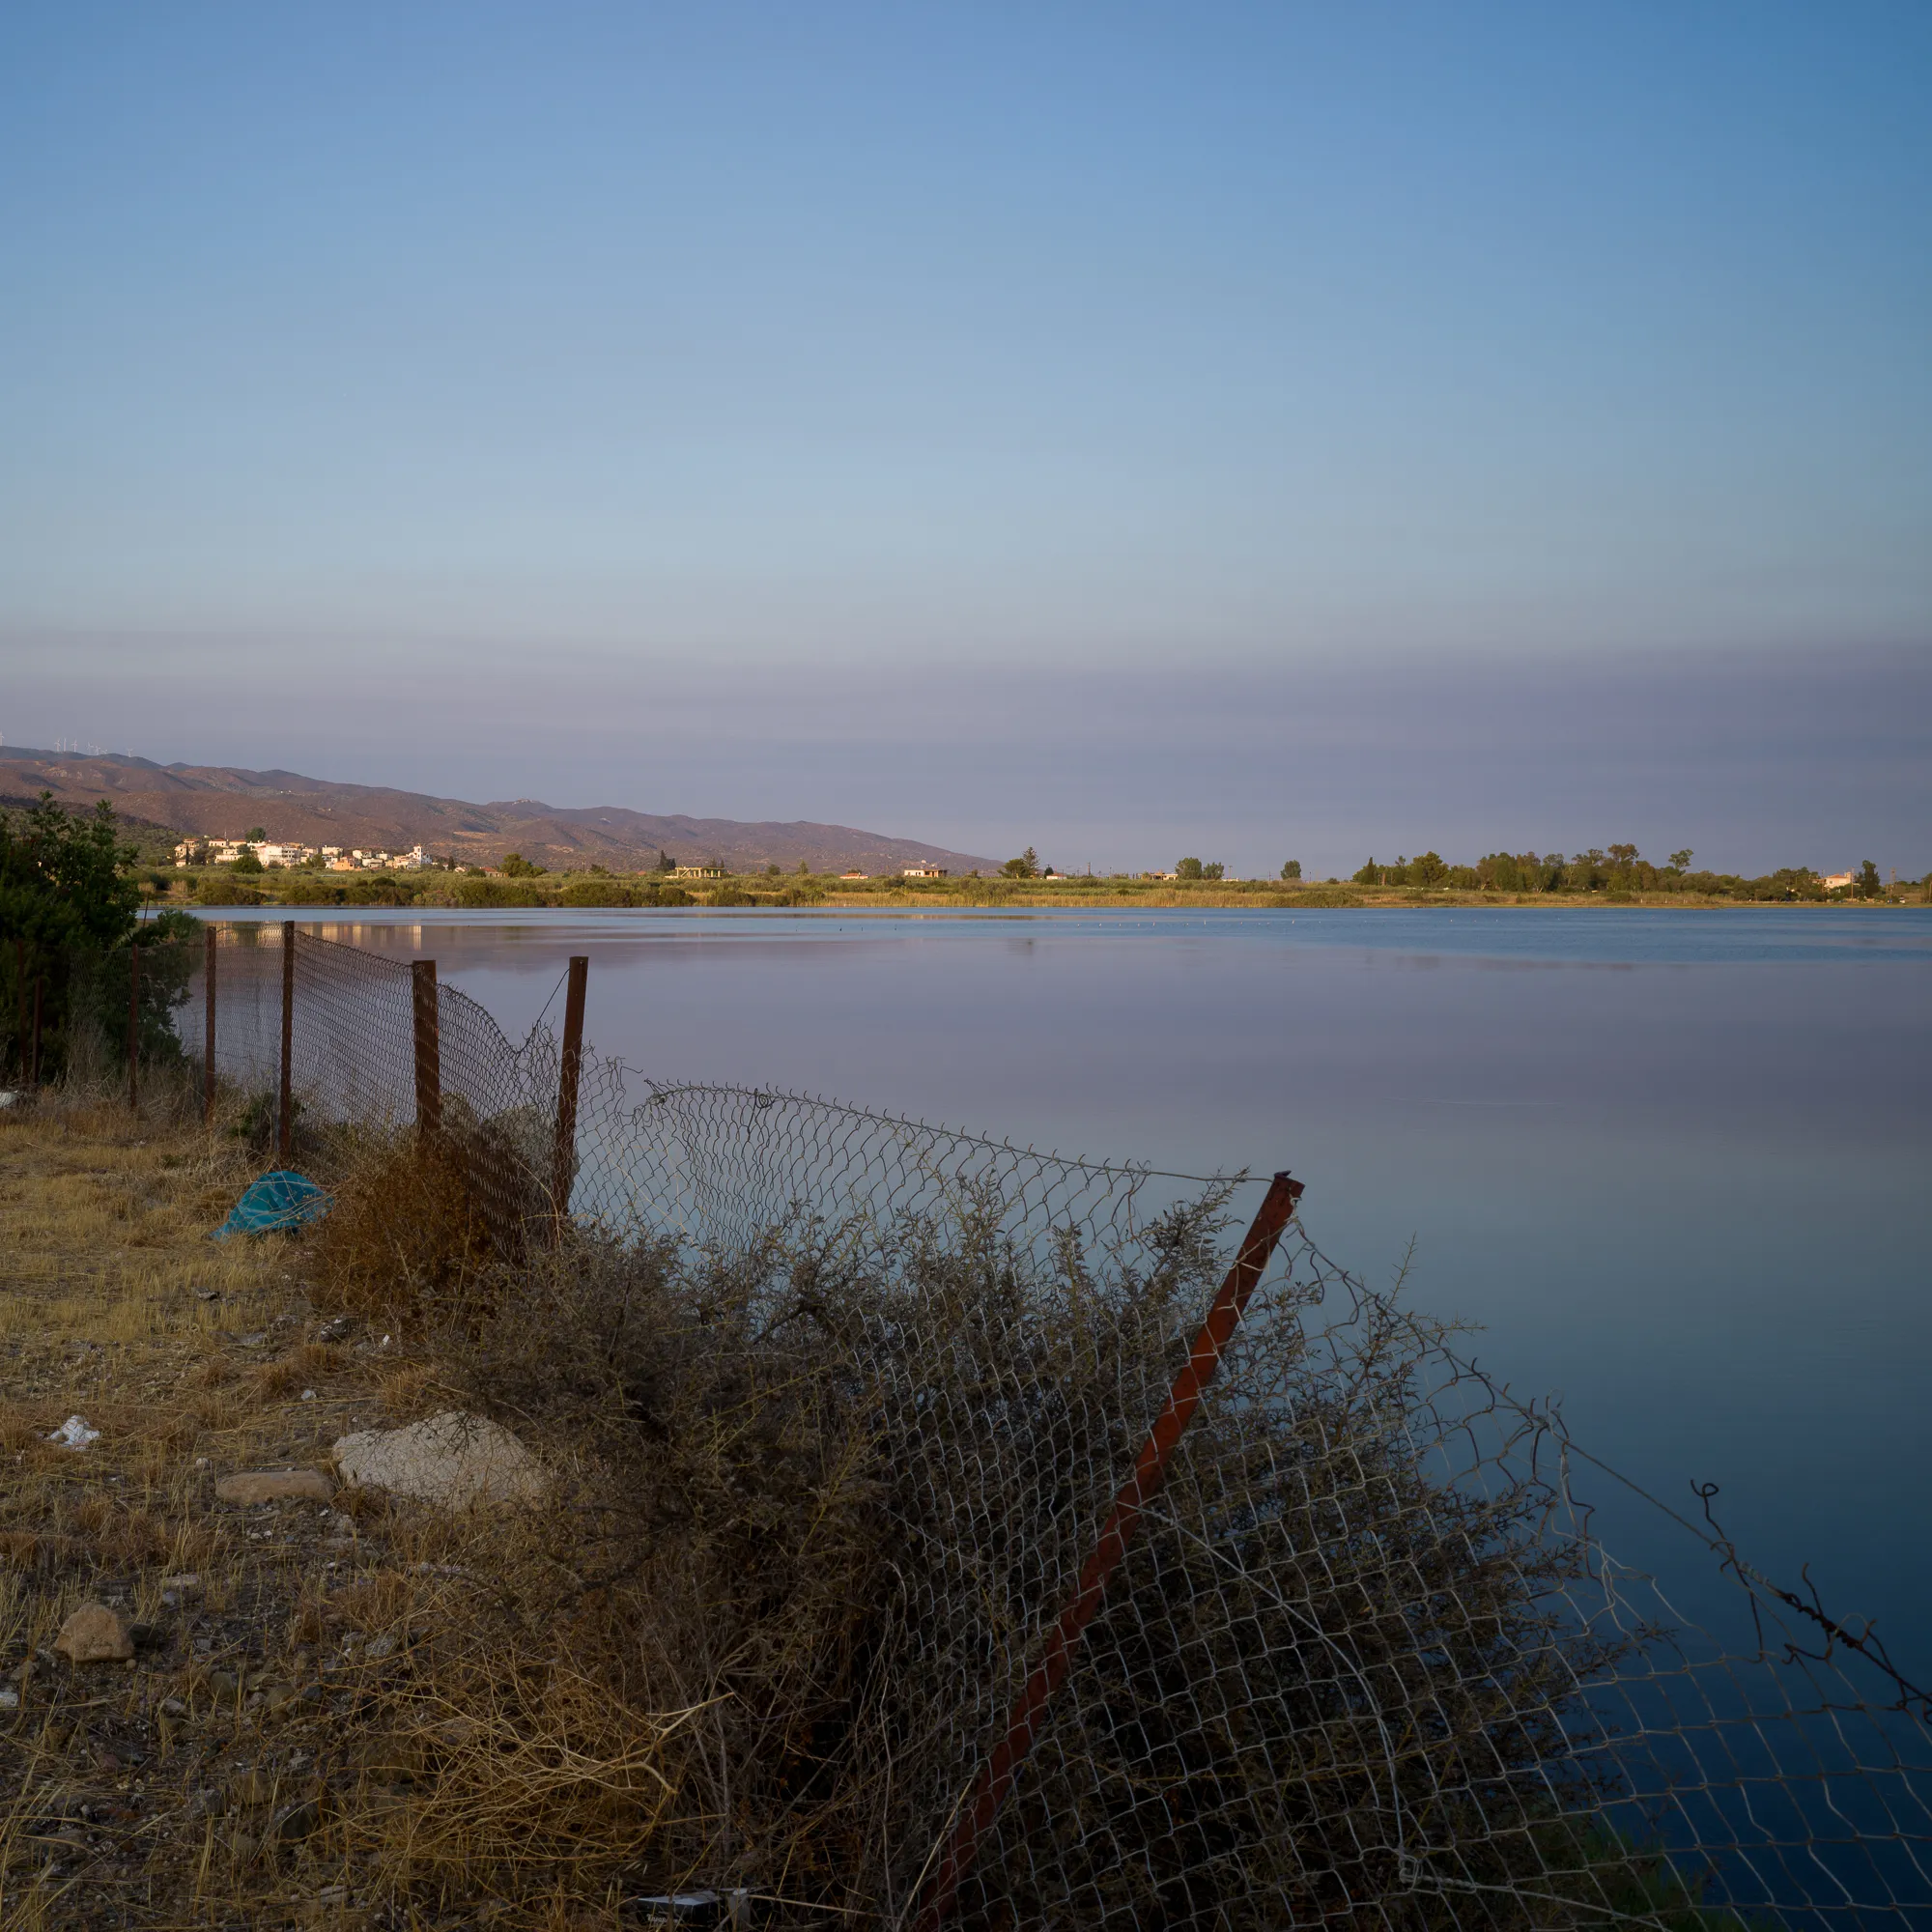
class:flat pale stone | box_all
[331,1411,544,1511]
[215,1469,334,1506]
[55,1602,134,1663]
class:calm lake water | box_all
[191,904,1932,1658]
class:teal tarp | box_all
[211,1170,332,1240]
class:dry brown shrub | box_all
[293,1340,346,1377]
[330,1569,417,1634]
[68,1497,174,1567]
[0,1529,83,1572]
[335,1659,699,1904]
[313,1124,540,1331]
[250,1356,306,1401]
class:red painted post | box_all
[277,921,296,1158]
[412,959,440,1139]
[551,955,588,1238]
[204,924,217,1125]
[913,1169,1307,1932]
[127,943,140,1110]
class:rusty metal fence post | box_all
[204,924,217,1125]
[277,921,296,1159]
[551,954,588,1237]
[412,958,440,1139]
[127,943,140,1111]
[913,1169,1306,1932]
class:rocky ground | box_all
[0,1096,601,1930]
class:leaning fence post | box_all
[127,942,140,1111]
[204,924,217,1125]
[412,959,440,1140]
[913,1168,1306,1932]
[277,921,296,1158]
[551,955,588,1238]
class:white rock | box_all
[331,1411,545,1510]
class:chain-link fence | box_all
[85,922,1932,1925]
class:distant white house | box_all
[673,865,724,880]
[839,870,868,880]
[1822,871,1855,892]
[902,864,948,879]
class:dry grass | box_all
[0,1096,743,1931]
[0,1094,506,1928]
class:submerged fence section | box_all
[90,921,1932,1926]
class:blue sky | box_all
[3,4,1928,872]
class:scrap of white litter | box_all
[48,1416,100,1450]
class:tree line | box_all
[1350,847,1901,899]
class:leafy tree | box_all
[1352,859,1381,886]
[1410,851,1448,887]
[1858,860,1883,900]
[1280,860,1301,880]
[797,860,811,875]
[1002,847,1039,879]
[245,825,267,841]
[656,849,676,873]
[1,795,139,953]
[0,795,149,1080]
[231,846,265,874]
[1668,849,1692,871]
[1201,861,1225,881]
[501,852,547,878]
[1176,857,1205,881]
[765,864,781,878]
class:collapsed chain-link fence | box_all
[68,922,1932,1925]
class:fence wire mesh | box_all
[128,923,1932,1927]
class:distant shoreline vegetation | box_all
[136,841,1930,913]
[14,798,1921,912]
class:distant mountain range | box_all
[0,747,999,875]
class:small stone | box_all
[229,1768,278,1806]
[54,1603,135,1664]
[214,1469,334,1506]
[300,1388,317,1402]
[271,1797,321,1842]
[0,1686,18,1711]
[331,1411,546,1510]
[237,1332,268,1349]
[194,1287,220,1301]
[160,1695,187,1716]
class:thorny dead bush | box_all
[312,1131,507,1328]
[360,1191,1653,1929]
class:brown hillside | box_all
[0,747,997,874]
